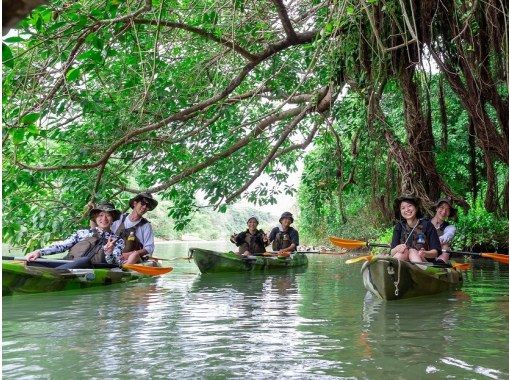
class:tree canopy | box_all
[2,0,508,250]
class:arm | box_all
[279,229,299,253]
[234,232,246,246]
[268,227,277,242]
[105,236,125,265]
[122,223,154,259]
[390,224,407,255]
[439,225,456,244]
[25,232,82,261]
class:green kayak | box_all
[189,248,308,274]
[3,259,152,296]
[361,256,463,301]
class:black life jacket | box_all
[435,220,450,239]
[64,229,106,264]
[114,214,149,253]
[239,230,266,254]
[272,227,296,251]
[399,219,429,251]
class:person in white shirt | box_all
[111,192,158,264]
[430,197,457,263]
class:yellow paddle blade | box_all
[123,264,173,276]
[345,255,373,264]
[329,237,367,249]
[481,253,509,264]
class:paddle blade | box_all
[123,264,173,276]
[451,262,471,271]
[481,253,509,264]
[329,237,367,249]
[345,255,373,264]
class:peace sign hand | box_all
[103,237,117,254]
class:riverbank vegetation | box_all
[2,0,507,252]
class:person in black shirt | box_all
[268,212,299,255]
[390,196,441,263]
[230,217,269,256]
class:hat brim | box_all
[129,195,158,211]
[279,217,294,223]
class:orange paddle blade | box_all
[451,263,471,271]
[123,264,173,276]
[329,237,367,249]
[345,255,373,264]
[481,253,509,264]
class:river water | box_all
[3,242,509,379]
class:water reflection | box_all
[2,245,508,379]
[361,283,508,379]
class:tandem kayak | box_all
[361,256,463,301]
[189,248,308,274]
[2,258,155,296]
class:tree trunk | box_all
[468,119,478,202]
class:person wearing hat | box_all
[430,197,457,263]
[268,212,299,254]
[25,202,125,269]
[390,195,441,263]
[230,216,269,256]
[111,192,158,264]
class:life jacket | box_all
[64,230,106,264]
[113,214,149,253]
[435,220,450,238]
[272,227,296,251]
[239,230,266,254]
[399,219,429,251]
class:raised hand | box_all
[103,237,117,254]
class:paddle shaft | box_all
[448,250,492,257]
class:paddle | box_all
[122,264,173,275]
[446,250,509,265]
[329,237,390,249]
[329,237,508,265]
[345,255,373,264]
[2,256,173,276]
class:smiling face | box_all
[95,211,114,230]
[435,202,451,220]
[280,217,292,228]
[133,199,150,217]
[399,201,417,221]
[247,219,258,231]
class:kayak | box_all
[361,256,463,300]
[189,248,308,274]
[2,258,154,296]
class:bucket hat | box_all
[129,192,158,211]
[89,202,121,221]
[279,211,294,223]
[434,197,458,219]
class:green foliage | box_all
[454,201,509,251]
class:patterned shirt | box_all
[39,228,125,265]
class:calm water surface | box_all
[3,242,509,379]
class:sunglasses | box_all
[140,199,151,207]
